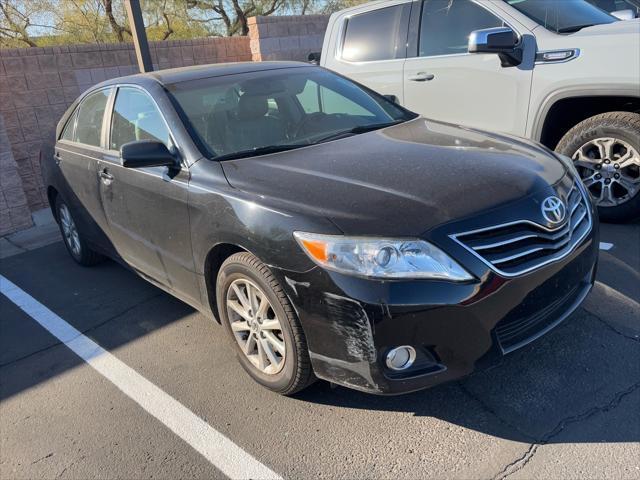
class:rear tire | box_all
[55,196,103,266]
[555,111,640,223]
[216,252,314,395]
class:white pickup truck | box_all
[320,0,640,221]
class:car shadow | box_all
[0,242,196,402]
[293,302,640,444]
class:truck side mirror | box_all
[468,27,523,67]
[308,52,321,64]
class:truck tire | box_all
[216,252,315,395]
[556,111,640,223]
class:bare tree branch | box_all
[0,1,38,47]
[103,0,131,41]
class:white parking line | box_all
[599,242,614,251]
[0,275,281,480]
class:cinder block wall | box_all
[0,36,251,235]
[248,15,329,62]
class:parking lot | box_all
[1,221,638,479]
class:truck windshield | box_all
[167,67,415,160]
[505,0,617,33]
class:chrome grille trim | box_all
[450,182,593,278]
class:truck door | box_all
[403,0,534,136]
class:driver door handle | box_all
[408,72,435,82]
[99,167,114,183]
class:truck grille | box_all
[450,182,592,277]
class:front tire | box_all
[55,196,103,266]
[555,111,640,223]
[216,252,314,395]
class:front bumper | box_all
[273,222,599,395]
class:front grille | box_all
[450,182,592,277]
[494,278,591,353]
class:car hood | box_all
[221,118,567,236]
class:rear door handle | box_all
[408,72,435,82]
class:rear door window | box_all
[341,5,409,62]
[74,90,111,147]
[60,110,77,141]
[419,0,503,57]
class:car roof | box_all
[98,61,311,87]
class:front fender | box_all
[187,160,341,276]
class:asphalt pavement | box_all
[1,222,638,479]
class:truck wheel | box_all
[216,252,314,395]
[55,196,103,266]
[556,112,640,222]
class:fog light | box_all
[385,346,416,371]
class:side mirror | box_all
[121,140,177,169]
[611,9,635,20]
[468,27,522,67]
[308,52,321,64]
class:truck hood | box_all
[221,118,567,236]
[570,18,640,37]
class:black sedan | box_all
[44,62,599,395]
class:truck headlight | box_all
[294,232,473,281]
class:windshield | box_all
[167,67,415,160]
[505,0,617,33]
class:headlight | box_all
[293,232,473,281]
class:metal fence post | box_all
[124,0,153,72]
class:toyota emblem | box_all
[541,196,566,224]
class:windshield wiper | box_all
[214,144,307,161]
[312,120,405,144]
[557,24,595,33]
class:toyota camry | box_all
[44,62,599,395]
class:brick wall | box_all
[0,36,251,235]
[248,15,329,62]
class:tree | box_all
[186,0,285,36]
[317,0,367,14]
[1,0,340,48]
[104,0,131,41]
[0,0,50,47]
[144,0,209,41]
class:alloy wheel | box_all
[226,278,286,375]
[59,204,81,257]
[572,137,640,207]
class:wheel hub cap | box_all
[59,204,81,256]
[572,137,640,207]
[226,279,286,375]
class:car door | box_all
[98,85,199,304]
[403,0,534,136]
[326,1,412,103]
[55,88,114,246]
